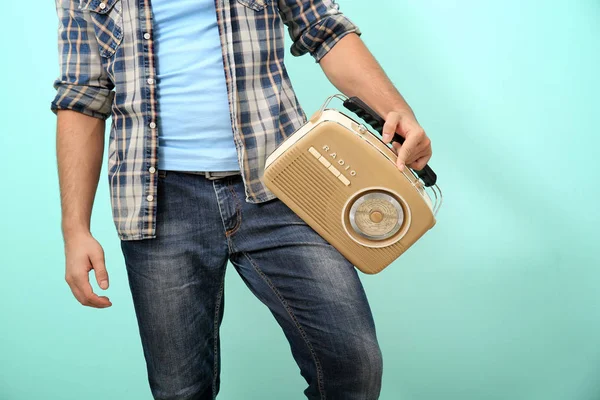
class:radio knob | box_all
[370,211,384,223]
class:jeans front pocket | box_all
[236,0,270,12]
[80,0,124,58]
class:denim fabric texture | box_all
[121,171,383,400]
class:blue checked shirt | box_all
[51,0,360,240]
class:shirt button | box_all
[147,195,154,202]
[149,122,156,129]
[149,166,156,174]
[99,2,106,9]
[147,78,155,85]
[143,33,151,40]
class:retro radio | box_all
[263,94,442,274]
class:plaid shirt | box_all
[51,0,360,240]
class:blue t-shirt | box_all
[153,0,239,171]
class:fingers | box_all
[408,155,431,171]
[396,133,421,171]
[91,248,109,290]
[66,271,112,308]
[80,281,112,308]
[391,134,432,171]
[407,138,432,170]
[383,111,432,167]
[382,112,401,143]
[65,238,112,308]
[383,111,434,173]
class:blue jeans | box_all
[120,170,383,400]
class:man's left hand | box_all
[381,111,432,172]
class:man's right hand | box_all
[64,233,112,308]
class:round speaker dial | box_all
[349,191,404,241]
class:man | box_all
[51,0,432,398]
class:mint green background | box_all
[1,1,598,399]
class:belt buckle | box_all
[205,171,229,180]
[204,171,239,180]
[205,171,217,180]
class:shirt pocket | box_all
[79,0,124,58]
[237,0,270,12]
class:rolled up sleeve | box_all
[278,0,361,63]
[50,0,115,120]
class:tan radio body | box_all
[263,95,442,274]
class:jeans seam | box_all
[212,182,234,255]
[241,251,326,399]
[224,181,242,236]
[212,266,227,399]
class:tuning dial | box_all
[348,191,404,241]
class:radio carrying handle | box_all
[343,97,437,187]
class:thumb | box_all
[90,249,109,290]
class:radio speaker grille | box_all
[267,147,404,272]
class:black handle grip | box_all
[343,96,437,187]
